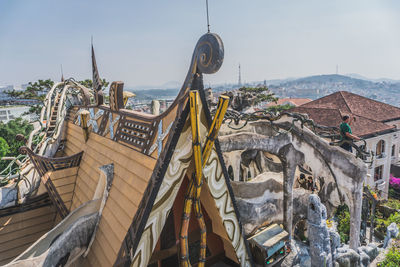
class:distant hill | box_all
[268,74,400,106]
[346,73,400,83]
[127,88,180,101]
[127,81,181,90]
[124,74,400,107]
[277,74,371,87]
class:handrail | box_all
[44,82,64,126]
[217,109,374,164]
[1,80,92,189]
[19,146,83,176]
[49,85,71,143]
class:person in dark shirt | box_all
[339,115,360,152]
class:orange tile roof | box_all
[267,98,312,107]
[291,91,399,137]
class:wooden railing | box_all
[71,80,187,158]
[19,146,83,177]
[19,146,83,218]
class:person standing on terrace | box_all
[340,115,360,152]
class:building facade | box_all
[0,106,31,123]
[293,91,400,199]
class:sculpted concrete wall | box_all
[231,172,312,235]
[219,116,367,249]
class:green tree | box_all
[5,79,54,116]
[5,78,109,116]
[6,79,53,100]
[78,79,109,90]
[266,104,294,113]
[335,204,350,243]
[0,137,9,159]
[378,246,400,267]
[0,118,33,170]
[238,86,278,106]
[388,212,400,227]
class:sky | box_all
[0,0,400,88]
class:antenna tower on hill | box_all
[238,63,242,87]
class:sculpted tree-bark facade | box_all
[219,118,367,250]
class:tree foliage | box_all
[378,243,400,267]
[0,137,9,159]
[5,78,109,116]
[228,86,278,111]
[335,204,350,243]
[266,104,294,113]
[6,79,54,101]
[0,118,33,170]
[238,86,278,106]
[385,198,400,210]
[78,79,109,90]
[5,79,54,116]
[388,212,400,226]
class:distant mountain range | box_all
[127,88,180,101]
[268,74,400,90]
[127,74,400,91]
[344,73,400,83]
[127,81,182,91]
[267,74,400,106]
[126,73,400,106]
[271,74,375,88]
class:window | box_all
[374,165,383,181]
[392,145,396,157]
[376,140,385,157]
[228,165,234,181]
[0,111,6,115]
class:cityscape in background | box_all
[2,1,400,265]
[3,72,400,119]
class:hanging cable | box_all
[206,0,210,33]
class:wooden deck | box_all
[64,122,156,266]
[43,167,79,212]
[0,197,56,265]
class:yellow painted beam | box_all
[180,93,229,267]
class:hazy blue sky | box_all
[1,0,399,87]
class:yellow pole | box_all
[179,94,229,266]
[194,95,229,266]
[180,91,202,267]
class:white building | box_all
[0,106,32,123]
[294,91,400,199]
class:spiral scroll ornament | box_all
[192,33,224,75]
[18,146,30,155]
[15,134,27,143]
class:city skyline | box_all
[1,0,400,87]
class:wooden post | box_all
[80,110,90,142]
